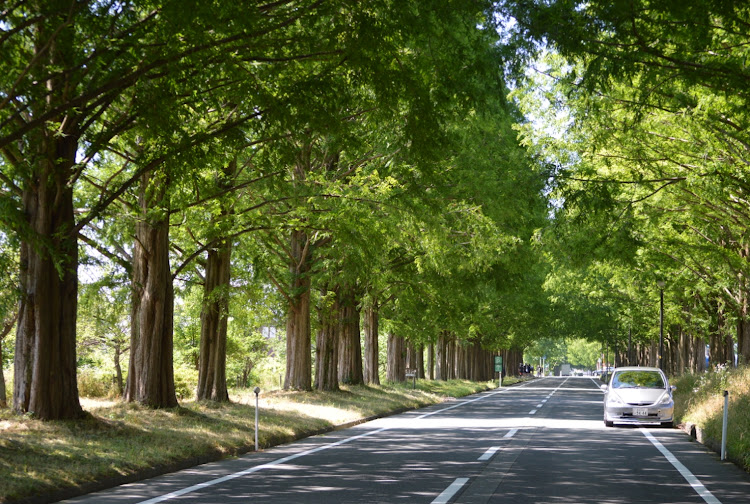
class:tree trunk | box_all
[428,343,435,380]
[10,7,83,421]
[113,345,124,397]
[387,333,406,381]
[13,135,83,420]
[125,172,178,408]
[315,286,339,391]
[284,229,312,391]
[196,242,232,402]
[406,342,417,373]
[1,314,17,408]
[737,307,750,366]
[436,332,448,380]
[363,299,380,385]
[416,344,425,379]
[338,286,363,385]
[197,160,236,402]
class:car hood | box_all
[612,388,668,404]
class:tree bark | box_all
[428,343,435,380]
[363,299,380,385]
[737,292,750,365]
[1,313,18,408]
[196,242,232,402]
[284,229,312,391]
[387,332,406,381]
[9,3,84,421]
[13,135,83,419]
[436,332,447,380]
[113,345,124,397]
[125,172,178,408]
[315,286,339,391]
[338,286,363,385]
[416,344,425,379]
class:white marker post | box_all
[254,386,261,451]
[721,390,729,461]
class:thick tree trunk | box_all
[315,286,339,391]
[338,286,363,385]
[11,8,83,421]
[387,333,406,382]
[13,133,83,420]
[363,300,380,385]
[197,242,232,402]
[284,230,312,391]
[125,173,178,408]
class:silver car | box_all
[600,367,676,428]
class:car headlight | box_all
[607,393,625,406]
[659,393,673,405]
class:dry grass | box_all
[672,365,750,471]
[0,380,493,503]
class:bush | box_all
[77,367,118,398]
[174,366,198,400]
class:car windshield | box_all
[612,370,665,389]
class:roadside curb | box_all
[678,421,744,469]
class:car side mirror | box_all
[670,385,677,392]
[600,384,608,392]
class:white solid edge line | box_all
[432,477,470,504]
[137,388,510,503]
[640,429,722,504]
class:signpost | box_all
[494,355,503,388]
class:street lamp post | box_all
[657,280,665,369]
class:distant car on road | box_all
[600,367,675,428]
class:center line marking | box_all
[478,447,500,461]
[529,409,537,415]
[504,428,518,438]
[432,478,469,504]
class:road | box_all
[62,377,750,503]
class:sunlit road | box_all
[62,377,750,503]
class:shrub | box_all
[77,367,118,398]
[174,366,198,400]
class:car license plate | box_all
[633,408,649,417]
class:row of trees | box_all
[502,0,750,374]
[0,1,549,419]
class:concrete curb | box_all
[678,421,744,469]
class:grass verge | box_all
[0,379,495,503]
[672,365,750,471]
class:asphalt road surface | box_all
[61,377,750,503]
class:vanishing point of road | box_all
[62,376,750,503]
